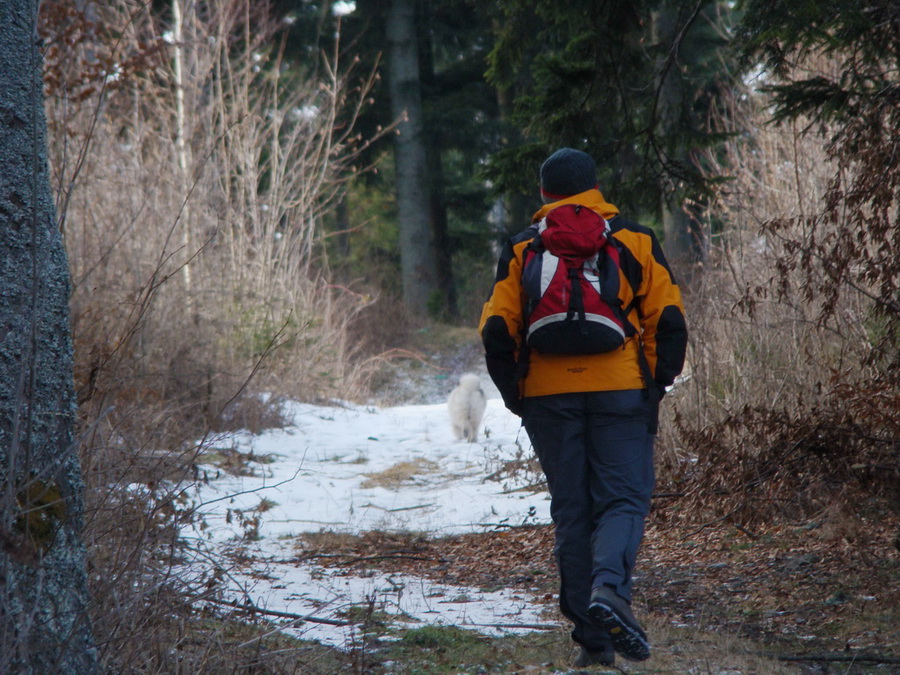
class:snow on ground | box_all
[181,389,560,647]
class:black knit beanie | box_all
[539,148,598,200]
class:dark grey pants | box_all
[523,390,655,653]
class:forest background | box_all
[1,0,898,672]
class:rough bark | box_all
[493,84,532,235]
[387,0,437,313]
[0,1,100,672]
[653,4,710,287]
[426,143,458,318]
[417,6,457,319]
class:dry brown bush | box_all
[46,1,381,414]
[38,0,384,670]
[658,57,899,524]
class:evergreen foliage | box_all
[737,0,900,125]
[330,0,500,318]
[270,2,740,304]
[735,0,900,366]
[485,0,736,232]
[667,0,900,531]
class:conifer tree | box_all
[736,0,900,371]
[485,0,735,273]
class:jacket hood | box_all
[531,188,620,223]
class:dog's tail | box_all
[458,373,481,390]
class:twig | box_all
[387,503,437,513]
[678,506,742,542]
[362,348,447,372]
[201,596,352,627]
[732,522,759,540]
[360,502,437,513]
[778,653,900,665]
[462,621,558,632]
[298,552,437,565]
[498,482,546,494]
[188,466,303,513]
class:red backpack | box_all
[521,204,634,355]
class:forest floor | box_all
[325,324,900,674]
[302,512,898,674]
[192,324,899,674]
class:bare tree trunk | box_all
[654,4,705,283]
[0,1,100,672]
[416,5,457,319]
[426,141,458,318]
[493,83,532,236]
[387,0,437,313]
[661,196,696,266]
[172,0,193,293]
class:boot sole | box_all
[587,602,651,662]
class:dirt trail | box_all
[301,514,899,672]
[354,325,900,673]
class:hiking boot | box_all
[587,586,650,662]
[573,644,614,667]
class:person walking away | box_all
[479,148,687,666]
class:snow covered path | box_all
[181,394,560,647]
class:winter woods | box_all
[0,0,895,670]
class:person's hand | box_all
[504,396,524,417]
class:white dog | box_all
[447,373,487,442]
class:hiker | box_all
[479,148,687,667]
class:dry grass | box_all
[655,56,898,525]
[643,619,799,674]
[360,459,441,490]
[37,0,386,671]
[291,515,898,672]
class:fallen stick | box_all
[297,552,437,565]
[463,621,558,631]
[778,653,900,665]
[202,596,352,627]
[498,482,546,494]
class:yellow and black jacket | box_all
[479,189,687,413]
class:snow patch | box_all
[182,396,558,646]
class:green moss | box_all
[14,479,67,553]
[400,625,485,649]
